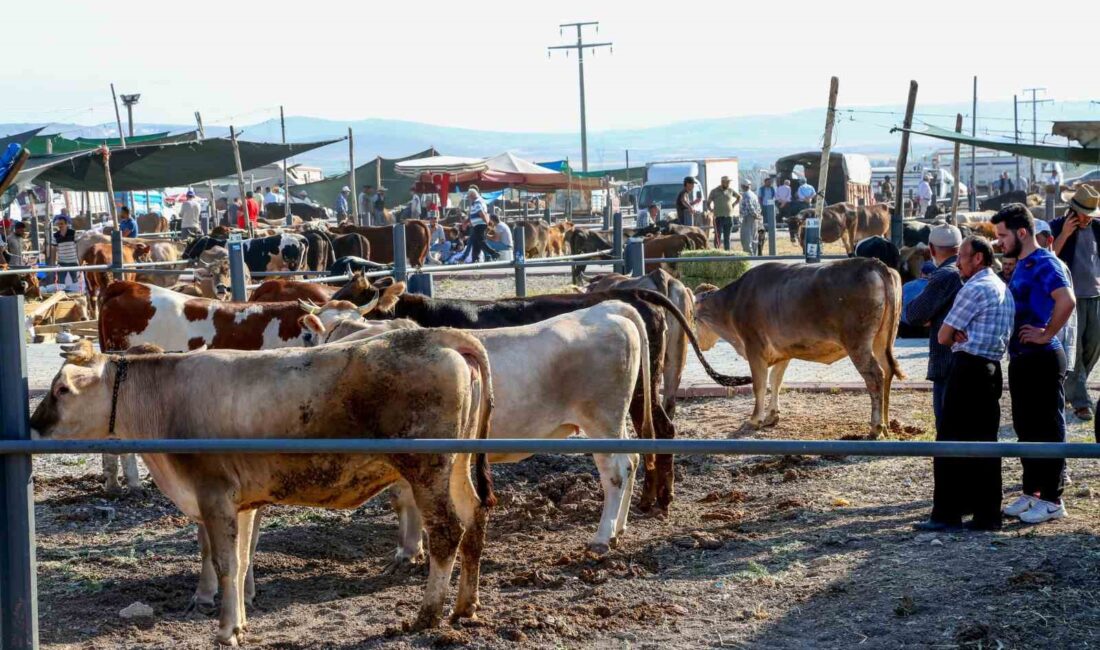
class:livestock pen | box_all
[2,223,1099,649]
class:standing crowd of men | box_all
[907,185,1100,531]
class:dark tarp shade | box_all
[897,124,1100,165]
[289,148,439,208]
[29,137,341,192]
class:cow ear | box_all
[59,339,99,366]
[372,276,395,290]
[300,314,325,335]
[123,343,164,356]
[378,282,406,312]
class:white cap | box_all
[928,224,962,247]
[341,186,351,192]
[1034,219,1052,235]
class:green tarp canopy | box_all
[574,165,646,181]
[26,137,342,191]
[290,148,439,208]
[897,124,1100,165]
[25,131,200,155]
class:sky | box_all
[3,0,1095,133]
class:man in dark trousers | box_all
[904,224,963,429]
[994,204,1076,525]
[1051,185,1100,421]
[675,176,696,226]
[916,236,1015,531]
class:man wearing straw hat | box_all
[707,175,740,251]
[1051,185,1100,422]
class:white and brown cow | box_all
[31,334,495,645]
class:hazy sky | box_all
[4,0,1094,132]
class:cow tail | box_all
[620,303,655,449]
[438,329,496,509]
[613,289,752,388]
[878,265,907,380]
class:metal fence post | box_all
[392,222,408,283]
[804,216,822,264]
[513,224,527,298]
[626,239,645,278]
[1045,185,1056,221]
[0,295,39,650]
[407,272,433,297]
[612,211,624,275]
[228,240,247,301]
[110,228,123,274]
[603,199,611,231]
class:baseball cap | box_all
[928,225,962,247]
[1034,219,1052,235]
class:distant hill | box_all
[4,100,1095,175]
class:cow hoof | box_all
[587,542,611,556]
[186,598,218,618]
[103,482,124,497]
[216,627,242,646]
[404,611,443,633]
[762,412,780,428]
[382,553,425,577]
[450,602,479,622]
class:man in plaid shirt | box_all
[916,236,1015,532]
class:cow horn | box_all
[357,296,380,316]
[297,299,323,315]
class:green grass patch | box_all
[678,249,750,291]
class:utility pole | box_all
[281,106,290,225]
[1021,87,1053,189]
[548,21,612,173]
[1013,95,1021,187]
[119,93,140,214]
[195,112,220,230]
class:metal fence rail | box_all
[3,438,1099,459]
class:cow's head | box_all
[330,274,406,312]
[0,266,29,297]
[279,234,307,271]
[197,247,235,299]
[691,283,724,352]
[31,340,124,440]
[132,242,152,261]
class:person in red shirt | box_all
[238,192,260,229]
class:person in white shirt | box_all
[409,191,422,220]
[486,212,514,262]
[178,190,203,238]
[264,187,280,204]
[916,175,934,218]
[775,179,792,212]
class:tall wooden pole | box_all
[814,77,839,219]
[348,128,358,226]
[109,84,127,149]
[969,76,977,210]
[949,113,963,224]
[1013,95,1021,188]
[229,126,253,238]
[892,81,918,248]
[195,112,219,230]
[101,147,119,228]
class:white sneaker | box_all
[1018,499,1067,524]
[1003,495,1036,517]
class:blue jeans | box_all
[485,240,510,253]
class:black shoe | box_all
[965,520,1002,532]
[913,518,963,532]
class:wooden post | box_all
[101,146,119,228]
[229,126,253,238]
[565,157,572,223]
[804,77,838,263]
[109,83,127,148]
[281,106,291,226]
[892,81,918,248]
[949,113,963,224]
[195,112,219,230]
[348,129,358,226]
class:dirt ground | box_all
[31,391,1100,649]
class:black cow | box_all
[332,233,370,260]
[564,229,612,283]
[330,275,749,512]
[264,201,328,221]
[329,256,388,280]
[182,235,227,260]
[854,236,900,271]
[302,229,335,272]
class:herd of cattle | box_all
[18,211,913,645]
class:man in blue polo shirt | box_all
[993,203,1077,524]
[118,206,139,238]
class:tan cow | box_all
[585,269,694,415]
[693,258,905,437]
[797,202,891,255]
[31,333,495,645]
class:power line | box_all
[548,21,612,173]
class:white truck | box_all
[871,166,968,204]
[638,158,739,221]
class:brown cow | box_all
[81,241,150,318]
[694,258,905,437]
[643,234,695,273]
[520,220,551,258]
[134,241,182,288]
[136,212,169,234]
[547,221,572,255]
[248,279,336,304]
[798,202,891,255]
[332,220,429,265]
[31,332,495,645]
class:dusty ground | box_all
[31,391,1100,649]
